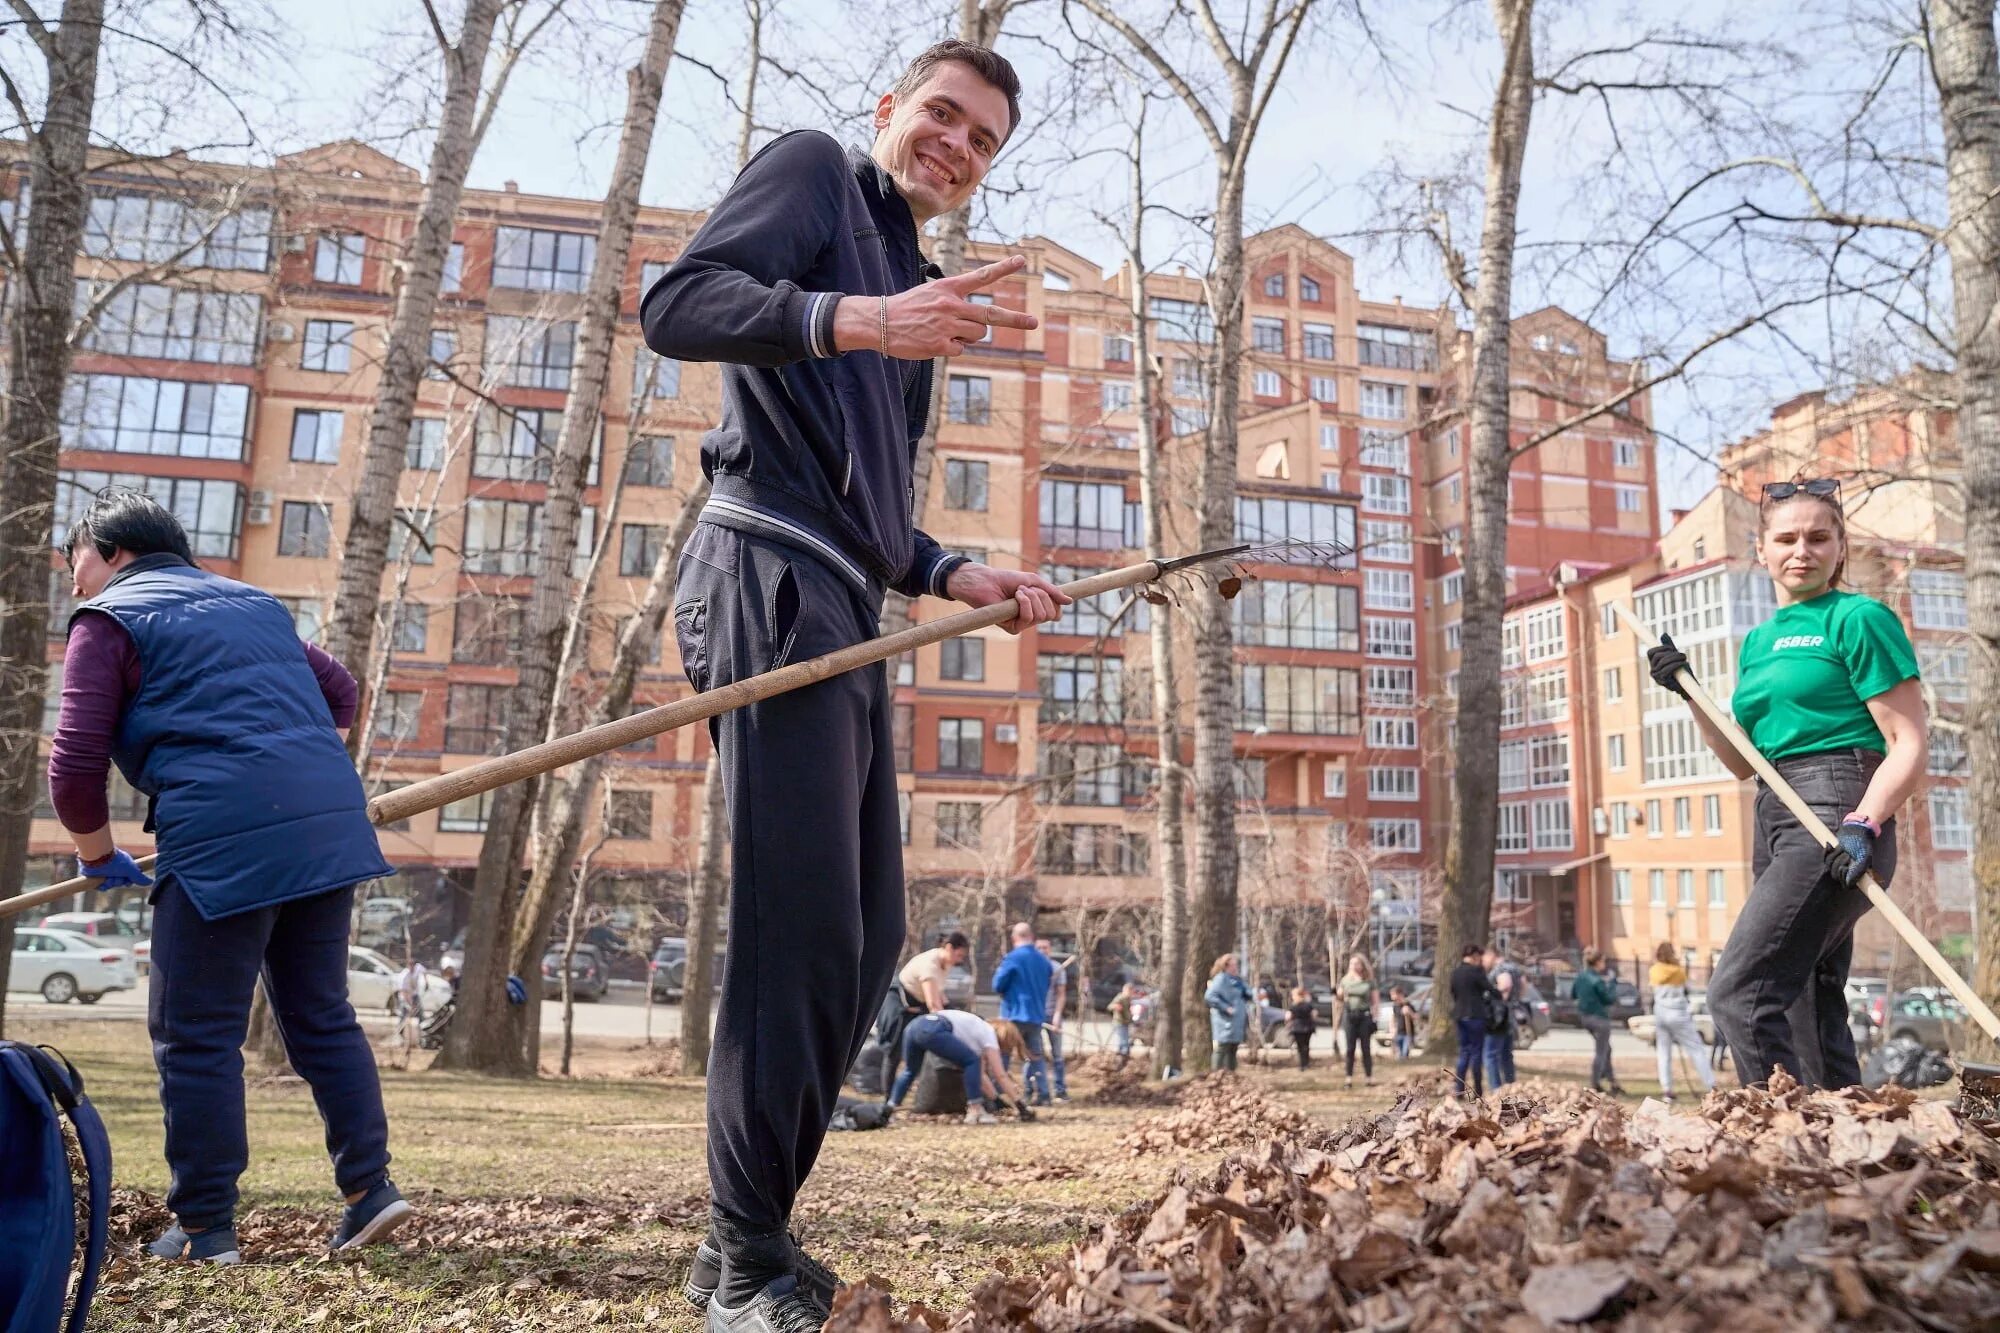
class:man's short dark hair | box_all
[1461,943,1482,960]
[64,486,194,566]
[893,40,1022,142]
[941,931,970,950]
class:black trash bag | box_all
[1863,1036,1949,1089]
[847,1039,887,1096]
[827,1095,890,1132]
[907,1053,969,1116]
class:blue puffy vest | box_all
[72,557,392,920]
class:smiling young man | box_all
[641,41,1069,1333]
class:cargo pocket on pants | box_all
[673,598,708,692]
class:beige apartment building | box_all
[16,139,1669,974]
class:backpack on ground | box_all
[1,1041,112,1333]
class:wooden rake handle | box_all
[0,854,163,922]
[1614,601,2000,1044]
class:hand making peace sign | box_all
[834,253,1039,359]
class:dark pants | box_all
[1484,1028,1515,1089]
[1710,749,1894,1089]
[1291,1032,1312,1070]
[1453,1018,1485,1097]
[1005,1019,1050,1101]
[1581,1014,1615,1089]
[887,1015,981,1107]
[147,876,388,1229]
[1046,1027,1067,1098]
[675,524,904,1276]
[1342,1012,1373,1078]
[1215,1041,1239,1071]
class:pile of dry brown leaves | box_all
[829,1071,2000,1331]
[1116,1073,1316,1157]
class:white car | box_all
[9,928,139,1004]
[1628,988,1717,1044]
[347,947,453,1014]
[39,911,151,974]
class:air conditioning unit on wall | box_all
[1591,807,1609,835]
[246,488,274,526]
[994,723,1019,744]
[267,320,296,342]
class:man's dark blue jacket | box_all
[640,130,966,602]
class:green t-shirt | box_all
[1732,590,1919,760]
[1340,977,1373,1013]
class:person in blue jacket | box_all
[1205,953,1253,1071]
[991,922,1054,1100]
[46,489,408,1264]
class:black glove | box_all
[1647,633,1692,698]
[1824,817,1877,889]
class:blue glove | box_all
[77,850,152,890]
[505,975,527,1006]
[1824,818,1876,889]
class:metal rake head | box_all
[1145,539,1354,604]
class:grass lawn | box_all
[16,1016,1421,1332]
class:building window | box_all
[1649,869,1667,906]
[313,232,366,285]
[1362,475,1411,515]
[389,509,435,566]
[84,194,272,270]
[1910,570,1968,630]
[443,683,511,755]
[289,409,343,464]
[1367,666,1416,709]
[1646,797,1662,837]
[619,524,665,577]
[601,790,651,840]
[1149,296,1214,344]
[1323,762,1346,798]
[1038,824,1149,876]
[1611,801,1631,837]
[1039,741,1134,807]
[406,418,445,470]
[425,328,456,380]
[472,406,570,483]
[1601,603,1620,638]
[1320,424,1341,455]
[277,597,322,641]
[1529,734,1570,787]
[1528,669,1569,723]
[1041,479,1127,549]
[1703,793,1723,833]
[946,459,989,511]
[1530,799,1572,850]
[1300,276,1321,302]
[1262,273,1285,299]
[1368,715,1418,749]
[1613,438,1641,469]
[633,350,681,400]
[1039,653,1123,724]
[1365,616,1415,659]
[947,375,992,425]
[374,690,424,744]
[938,718,984,772]
[1357,323,1436,371]
[1251,317,1285,354]
[1499,740,1528,793]
[1252,369,1282,397]
[452,597,527,665]
[461,498,541,575]
[1368,767,1420,801]
[934,801,984,849]
[1046,564,1153,638]
[1931,786,1971,850]
[484,316,577,391]
[1918,643,1969,703]
[1607,733,1627,770]
[1103,334,1133,362]
[391,604,429,653]
[301,319,353,372]
[1604,666,1623,702]
[1359,380,1408,420]
[1238,664,1361,734]
[55,470,243,561]
[1614,484,1646,514]
[1613,869,1632,904]
[493,225,595,292]
[1100,380,1133,413]
[277,501,331,557]
[1442,572,1463,605]
[1708,869,1728,908]
[1674,868,1695,907]
[1675,795,1692,835]
[1310,375,1338,403]
[1369,818,1421,852]
[1930,729,1968,777]
[1497,802,1529,853]
[75,282,261,364]
[623,434,674,487]
[1302,322,1334,360]
[1444,620,1462,652]
[442,242,466,293]
[438,791,495,833]
[1234,495,1357,558]
[1521,605,1565,662]
[60,373,251,459]
[1364,568,1414,611]
[1359,428,1410,473]
[939,637,985,682]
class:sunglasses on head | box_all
[1761,478,1840,502]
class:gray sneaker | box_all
[146,1224,241,1265]
[706,1276,827,1333]
[683,1236,841,1314]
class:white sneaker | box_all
[964,1106,997,1124]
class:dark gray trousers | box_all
[1709,748,1895,1090]
[673,523,904,1274]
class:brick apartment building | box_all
[13,140,1668,975]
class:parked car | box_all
[1627,988,1718,1044]
[9,928,137,1004]
[1545,975,1641,1026]
[37,911,150,974]
[649,938,730,1002]
[347,947,452,1013]
[1882,988,1966,1052]
[1846,976,1892,1036]
[542,943,608,1001]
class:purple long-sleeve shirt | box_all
[47,610,359,833]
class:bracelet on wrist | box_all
[1842,812,1881,836]
[877,295,889,358]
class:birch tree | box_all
[1068,0,1317,1071]
[443,0,687,1075]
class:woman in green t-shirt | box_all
[1646,480,1928,1091]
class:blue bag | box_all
[1,1042,112,1333]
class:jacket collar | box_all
[846,143,938,280]
[101,551,193,593]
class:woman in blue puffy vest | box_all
[47,488,411,1263]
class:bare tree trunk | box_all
[1124,106,1189,1076]
[558,836,602,1077]
[325,0,506,685]
[444,0,687,1075]
[245,981,290,1071]
[1930,0,2000,1059]
[679,753,729,1073]
[1428,0,1535,1056]
[0,0,104,1034]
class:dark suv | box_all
[542,943,608,1001]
